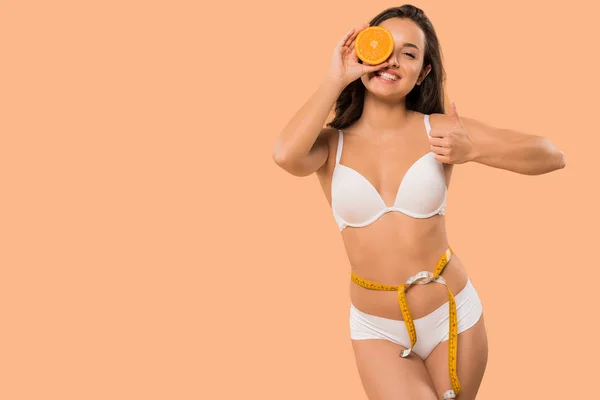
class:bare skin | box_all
[312,18,489,399]
[317,112,489,400]
[275,13,561,397]
[274,7,567,395]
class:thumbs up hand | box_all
[428,102,475,164]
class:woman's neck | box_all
[353,93,413,136]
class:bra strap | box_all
[335,130,343,164]
[424,114,431,138]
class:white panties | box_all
[349,279,483,360]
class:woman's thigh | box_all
[424,314,489,400]
[351,338,439,400]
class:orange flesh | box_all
[354,26,395,65]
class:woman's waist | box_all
[344,231,451,275]
[348,251,470,320]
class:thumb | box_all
[450,101,462,126]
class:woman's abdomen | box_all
[342,212,470,320]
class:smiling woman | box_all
[272,4,565,400]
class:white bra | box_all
[331,114,447,231]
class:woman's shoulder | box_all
[319,126,339,143]
[316,126,339,153]
[407,111,452,130]
[427,112,454,128]
[409,111,449,122]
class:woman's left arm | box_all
[429,103,566,175]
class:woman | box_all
[272,4,565,400]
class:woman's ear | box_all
[417,64,432,85]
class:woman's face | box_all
[360,17,431,99]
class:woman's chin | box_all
[365,84,407,98]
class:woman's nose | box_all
[387,56,399,67]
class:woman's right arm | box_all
[271,76,346,177]
[272,23,390,177]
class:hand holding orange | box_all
[327,24,393,87]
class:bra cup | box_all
[331,166,387,226]
[394,153,446,214]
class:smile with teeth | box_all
[376,71,399,81]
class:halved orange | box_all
[354,26,395,65]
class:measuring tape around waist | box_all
[350,247,459,400]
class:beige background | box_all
[1,0,598,398]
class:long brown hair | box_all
[326,5,446,130]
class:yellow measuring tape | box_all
[351,247,459,400]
